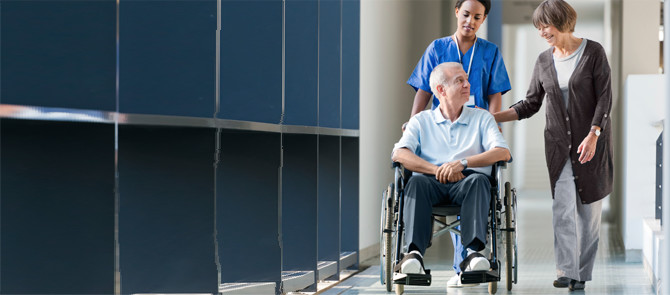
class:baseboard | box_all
[359,242,380,264]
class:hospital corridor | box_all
[1,0,669,294]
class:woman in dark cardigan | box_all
[494,0,613,291]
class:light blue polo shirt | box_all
[393,106,510,175]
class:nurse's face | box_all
[454,0,487,38]
[537,24,564,46]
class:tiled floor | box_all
[320,190,655,295]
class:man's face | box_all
[442,67,470,106]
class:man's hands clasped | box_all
[435,160,465,183]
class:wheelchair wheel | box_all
[380,183,395,292]
[488,281,497,294]
[504,182,513,291]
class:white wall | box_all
[622,75,665,260]
[502,25,551,190]
[359,0,448,261]
[618,0,662,260]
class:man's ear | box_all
[436,84,445,96]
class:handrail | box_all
[0,104,360,137]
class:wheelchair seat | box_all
[431,203,461,217]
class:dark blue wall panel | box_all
[118,126,218,293]
[318,136,340,269]
[340,137,359,262]
[0,2,115,110]
[341,0,360,130]
[220,0,283,123]
[282,134,318,273]
[119,1,217,117]
[218,131,281,284]
[318,0,342,128]
[284,0,319,126]
[0,120,115,294]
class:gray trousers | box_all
[403,173,490,255]
[553,160,602,281]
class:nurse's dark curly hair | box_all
[455,0,491,15]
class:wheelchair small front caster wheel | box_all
[395,284,404,295]
[488,281,497,294]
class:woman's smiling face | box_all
[455,0,487,38]
[537,24,563,46]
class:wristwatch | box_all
[460,158,468,169]
[590,127,601,137]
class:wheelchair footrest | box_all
[392,270,432,286]
[460,270,499,284]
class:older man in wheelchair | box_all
[382,62,515,294]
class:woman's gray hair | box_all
[429,62,461,95]
[532,0,577,33]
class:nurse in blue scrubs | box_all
[405,0,511,288]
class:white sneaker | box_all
[462,252,490,271]
[398,251,425,274]
[466,256,490,271]
[447,274,479,288]
[400,257,424,274]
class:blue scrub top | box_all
[407,36,511,110]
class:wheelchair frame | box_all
[380,161,518,295]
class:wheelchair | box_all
[380,161,518,295]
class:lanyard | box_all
[454,35,476,77]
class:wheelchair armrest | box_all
[392,161,413,185]
[491,160,511,182]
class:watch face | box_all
[595,129,601,136]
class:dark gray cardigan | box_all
[512,39,613,204]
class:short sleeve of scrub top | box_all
[407,37,512,111]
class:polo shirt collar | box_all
[432,106,471,125]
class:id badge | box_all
[466,94,476,108]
